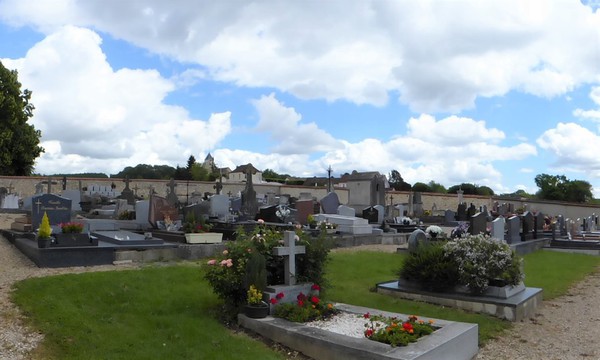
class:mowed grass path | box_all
[11,250,600,359]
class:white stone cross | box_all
[273,231,306,286]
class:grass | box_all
[10,249,600,358]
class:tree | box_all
[534,173,592,203]
[427,181,447,194]
[186,155,196,180]
[412,182,431,192]
[476,186,494,196]
[566,180,592,203]
[388,170,411,191]
[448,183,477,195]
[0,61,44,175]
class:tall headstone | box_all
[444,210,456,225]
[558,215,566,236]
[210,194,229,218]
[120,177,136,205]
[295,199,314,225]
[506,216,520,244]
[148,194,179,228]
[521,211,534,241]
[362,206,379,224]
[337,205,356,217]
[135,200,150,227]
[408,229,428,254]
[534,212,545,239]
[61,190,81,211]
[166,178,179,206]
[272,231,306,286]
[373,204,385,224]
[469,212,487,236]
[241,168,258,218]
[456,203,468,221]
[491,216,505,241]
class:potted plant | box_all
[37,212,53,248]
[319,220,338,234]
[244,284,269,319]
[55,221,92,247]
[183,212,222,244]
[307,214,317,229]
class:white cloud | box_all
[2,26,231,174]
[2,0,599,112]
[574,86,600,121]
[537,122,600,172]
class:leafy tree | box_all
[185,155,196,180]
[412,182,431,192]
[388,170,411,191]
[262,168,290,183]
[566,180,592,203]
[534,174,593,203]
[476,186,494,196]
[0,61,44,175]
[447,183,477,195]
[428,181,447,194]
[190,163,210,181]
[113,164,175,179]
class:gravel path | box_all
[1,217,599,359]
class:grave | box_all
[210,194,230,219]
[505,216,520,244]
[314,214,372,235]
[31,194,72,230]
[148,194,179,228]
[521,212,534,241]
[491,216,505,241]
[294,199,314,225]
[469,212,487,236]
[61,190,81,211]
[92,230,164,246]
[337,205,356,217]
[320,192,340,214]
[361,206,378,224]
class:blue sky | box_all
[1,1,599,196]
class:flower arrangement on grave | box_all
[183,212,212,233]
[425,225,443,238]
[276,205,291,223]
[273,284,338,323]
[399,234,523,294]
[319,221,337,230]
[246,285,266,306]
[307,214,317,228]
[60,222,84,234]
[362,313,436,347]
[204,225,331,316]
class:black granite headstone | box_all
[31,194,72,230]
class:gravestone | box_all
[491,216,505,241]
[558,215,566,236]
[521,211,534,241]
[407,229,428,254]
[374,204,385,224]
[135,200,150,227]
[507,203,515,213]
[320,192,340,214]
[456,203,468,221]
[337,205,356,217]
[505,216,520,244]
[396,204,406,217]
[469,212,487,236]
[210,194,229,218]
[148,194,179,228]
[119,177,136,205]
[1,193,20,209]
[444,210,456,225]
[498,203,507,216]
[241,168,258,218]
[412,192,423,216]
[272,231,306,286]
[166,179,179,206]
[230,197,242,213]
[61,190,81,211]
[467,203,477,218]
[31,194,72,230]
[534,212,545,239]
[294,199,314,225]
[184,201,210,222]
[362,206,379,224]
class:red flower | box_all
[363,312,370,319]
[311,284,321,291]
[276,292,284,300]
[365,328,374,337]
[297,292,306,301]
[269,298,278,304]
[310,296,320,305]
[402,322,413,332]
[297,300,304,307]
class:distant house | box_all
[302,176,342,189]
[342,171,389,206]
[228,163,263,183]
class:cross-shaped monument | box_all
[272,231,306,286]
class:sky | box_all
[0,1,599,196]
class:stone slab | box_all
[238,302,478,360]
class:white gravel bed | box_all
[304,312,377,338]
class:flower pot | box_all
[244,303,270,319]
[184,232,223,244]
[37,237,51,248]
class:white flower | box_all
[425,225,442,235]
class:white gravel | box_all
[304,312,370,338]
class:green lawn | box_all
[10,250,600,359]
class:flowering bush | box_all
[60,222,84,233]
[443,234,523,293]
[425,225,443,238]
[363,313,436,347]
[203,225,332,312]
[273,285,337,322]
[450,222,469,238]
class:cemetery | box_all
[2,172,600,359]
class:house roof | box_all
[231,163,261,174]
[341,171,383,182]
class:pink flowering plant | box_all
[203,223,332,313]
[60,222,84,234]
[362,313,436,347]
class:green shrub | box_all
[398,242,459,291]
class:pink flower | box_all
[220,260,228,266]
[257,219,265,224]
[207,259,217,265]
[225,259,233,267]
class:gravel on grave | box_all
[304,312,385,338]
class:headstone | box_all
[210,194,229,218]
[166,178,179,206]
[135,200,150,227]
[1,193,20,209]
[294,199,314,225]
[456,203,468,221]
[299,192,312,200]
[534,212,545,239]
[498,203,507,216]
[507,203,515,213]
[337,205,356,217]
[241,168,258,218]
[373,204,385,224]
[505,216,520,244]
[396,204,406,217]
[31,194,72,230]
[521,211,534,241]
[230,197,242,213]
[469,212,487,236]
[61,190,81,211]
[407,229,428,254]
[148,194,179,228]
[119,177,136,205]
[444,210,456,225]
[457,189,464,204]
[320,192,340,214]
[265,193,277,206]
[113,199,131,218]
[558,215,566,236]
[491,216,505,241]
[412,192,423,216]
[362,206,379,224]
[467,203,477,218]
[272,231,306,286]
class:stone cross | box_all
[39,177,57,194]
[272,231,306,286]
